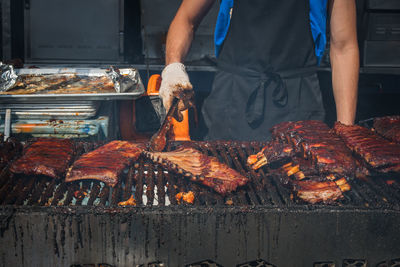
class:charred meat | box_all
[65,141,144,187]
[10,138,74,179]
[373,116,400,144]
[144,147,249,195]
[249,120,357,177]
[247,140,295,169]
[292,177,350,204]
[334,122,400,173]
[275,161,351,204]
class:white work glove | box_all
[159,63,194,121]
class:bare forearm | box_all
[165,0,215,65]
[166,15,195,64]
[329,0,359,125]
[330,44,359,125]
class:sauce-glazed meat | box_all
[249,120,357,177]
[65,141,144,187]
[334,122,400,173]
[10,138,74,179]
[373,116,400,144]
[292,178,350,204]
[144,147,249,195]
[247,140,295,169]
[271,161,351,204]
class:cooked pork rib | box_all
[273,160,350,204]
[292,178,350,204]
[334,122,400,173]
[248,120,357,177]
[10,138,74,179]
[247,120,355,204]
[65,141,144,187]
[144,147,249,195]
[373,116,400,144]
[247,140,295,169]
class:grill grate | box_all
[0,141,399,209]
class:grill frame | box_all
[1,140,400,266]
[1,205,400,266]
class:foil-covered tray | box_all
[0,67,145,103]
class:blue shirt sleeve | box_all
[214,0,234,57]
[309,0,328,65]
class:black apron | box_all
[202,0,325,141]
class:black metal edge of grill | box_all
[1,205,400,267]
[2,204,400,214]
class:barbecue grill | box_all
[1,140,399,266]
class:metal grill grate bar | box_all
[135,158,145,205]
[156,166,166,206]
[87,182,101,206]
[98,185,109,206]
[145,163,155,206]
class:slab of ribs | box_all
[10,138,75,179]
[334,122,400,173]
[373,116,400,144]
[248,120,357,177]
[143,147,249,195]
[247,120,354,204]
[65,141,144,187]
[276,161,351,204]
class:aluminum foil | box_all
[106,66,138,93]
[0,62,18,92]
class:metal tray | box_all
[0,116,109,137]
[0,110,98,120]
[0,102,99,119]
[0,68,145,103]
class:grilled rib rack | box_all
[1,141,400,208]
[1,141,400,267]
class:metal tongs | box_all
[147,88,195,152]
[147,97,180,152]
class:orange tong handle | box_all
[171,110,191,141]
[147,74,162,95]
[146,74,191,141]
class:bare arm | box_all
[329,0,359,125]
[166,0,215,64]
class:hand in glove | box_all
[159,63,195,121]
